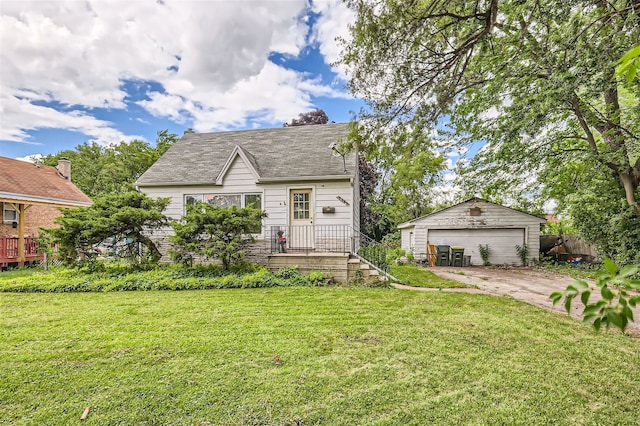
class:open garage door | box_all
[428,228,525,266]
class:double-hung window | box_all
[185,194,203,208]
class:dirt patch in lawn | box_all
[398,266,640,336]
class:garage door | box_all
[428,228,525,266]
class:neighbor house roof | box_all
[136,123,356,186]
[0,156,92,207]
[398,197,547,229]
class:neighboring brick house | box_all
[1,156,91,266]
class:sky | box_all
[0,0,365,160]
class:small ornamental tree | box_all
[170,203,267,269]
[45,191,170,265]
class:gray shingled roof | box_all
[137,123,355,186]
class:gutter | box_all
[0,192,92,207]
[137,174,355,187]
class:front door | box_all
[290,189,314,249]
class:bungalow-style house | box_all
[137,123,379,281]
[399,198,546,266]
[0,156,92,268]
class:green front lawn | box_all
[1,287,638,424]
[389,263,470,288]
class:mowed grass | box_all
[389,263,470,288]
[1,287,639,425]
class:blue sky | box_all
[0,0,365,160]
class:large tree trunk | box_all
[137,232,161,263]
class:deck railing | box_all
[268,225,390,276]
[0,236,41,266]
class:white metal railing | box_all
[269,225,391,276]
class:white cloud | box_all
[1,93,143,146]
[0,0,350,145]
[15,154,43,163]
[311,1,355,80]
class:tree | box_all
[284,109,330,126]
[346,121,447,229]
[340,0,640,218]
[358,156,390,241]
[45,192,170,265]
[170,204,267,269]
[44,130,177,198]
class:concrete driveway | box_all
[394,266,640,336]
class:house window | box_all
[243,194,262,233]
[293,192,310,220]
[205,194,241,208]
[185,194,203,207]
[3,203,18,223]
[243,194,262,210]
[183,193,263,232]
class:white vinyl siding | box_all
[401,227,415,253]
[313,181,354,227]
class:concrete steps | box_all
[348,258,386,282]
[266,254,386,284]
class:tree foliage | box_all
[358,156,390,240]
[616,44,640,84]
[342,1,639,212]
[45,192,170,265]
[43,130,177,198]
[284,109,330,126]
[551,258,640,333]
[346,121,447,228]
[170,203,267,270]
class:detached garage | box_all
[399,198,546,266]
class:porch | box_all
[265,225,390,282]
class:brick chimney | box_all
[57,158,71,181]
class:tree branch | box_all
[569,96,600,152]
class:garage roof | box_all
[398,197,546,229]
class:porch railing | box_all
[268,225,391,277]
[269,225,355,254]
[0,236,41,266]
[355,231,389,276]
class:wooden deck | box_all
[0,236,43,268]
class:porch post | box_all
[17,203,26,267]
